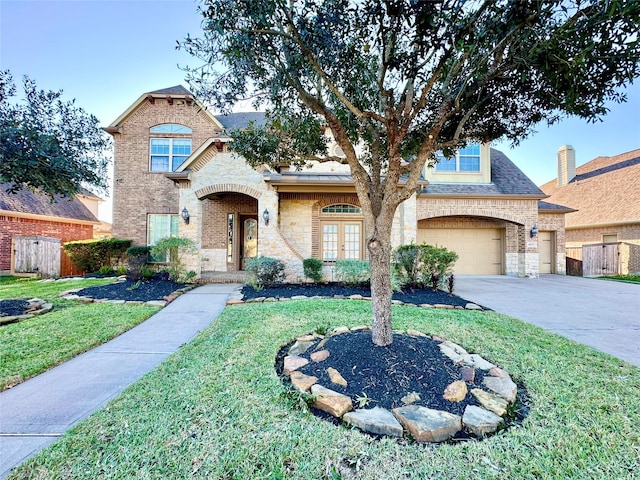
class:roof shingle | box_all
[0,184,98,223]
[541,149,640,227]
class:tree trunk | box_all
[367,217,394,347]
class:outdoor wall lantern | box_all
[263,208,270,226]
[181,207,190,225]
[530,224,538,238]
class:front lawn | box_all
[9,300,640,479]
[599,274,640,284]
[0,278,161,390]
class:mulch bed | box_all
[73,276,187,302]
[0,299,30,317]
[241,283,477,308]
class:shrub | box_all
[126,246,152,281]
[392,243,458,290]
[245,256,286,290]
[335,260,370,286]
[150,237,197,282]
[63,238,132,273]
[419,245,458,290]
[392,244,420,286]
[303,258,324,283]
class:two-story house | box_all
[106,86,571,280]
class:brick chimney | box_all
[557,145,576,187]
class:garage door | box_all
[417,228,503,274]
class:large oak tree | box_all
[0,71,110,199]
[182,0,640,346]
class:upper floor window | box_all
[435,143,480,172]
[150,124,192,134]
[150,138,192,172]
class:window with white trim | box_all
[147,214,179,262]
[435,143,480,172]
[149,124,192,172]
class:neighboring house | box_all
[0,184,99,276]
[105,85,571,280]
[541,146,640,275]
[76,188,112,238]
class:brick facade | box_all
[110,98,222,245]
[0,215,93,271]
[109,87,569,279]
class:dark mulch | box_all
[75,276,186,302]
[0,299,30,317]
[242,283,476,308]
[276,331,527,441]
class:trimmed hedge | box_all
[63,238,132,273]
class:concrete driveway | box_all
[454,275,640,367]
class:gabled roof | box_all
[541,149,640,228]
[421,148,545,197]
[0,183,99,224]
[216,112,267,131]
[105,85,224,132]
[148,85,193,95]
[538,200,576,214]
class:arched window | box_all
[149,124,192,172]
[150,124,192,134]
[321,204,362,214]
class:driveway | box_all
[454,275,640,367]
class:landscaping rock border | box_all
[228,293,484,311]
[279,328,521,443]
[59,276,197,307]
[0,298,54,326]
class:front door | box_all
[240,215,258,270]
[538,231,554,274]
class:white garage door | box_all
[417,228,503,274]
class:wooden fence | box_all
[567,243,621,277]
[12,235,61,278]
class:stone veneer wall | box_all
[110,98,220,245]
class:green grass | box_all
[0,277,160,390]
[599,274,640,284]
[9,300,640,479]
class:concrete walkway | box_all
[0,283,241,479]
[455,275,640,367]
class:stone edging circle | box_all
[280,327,521,443]
[0,298,54,326]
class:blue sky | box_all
[2,0,639,222]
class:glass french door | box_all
[322,222,362,261]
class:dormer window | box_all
[435,143,481,172]
[149,124,192,172]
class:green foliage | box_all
[392,244,458,290]
[392,244,421,286]
[63,238,132,274]
[125,246,152,281]
[245,256,286,290]
[150,237,197,282]
[334,260,370,286]
[98,266,114,275]
[0,277,158,390]
[303,258,324,283]
[0,70,111,198]
[180,0,640,345]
